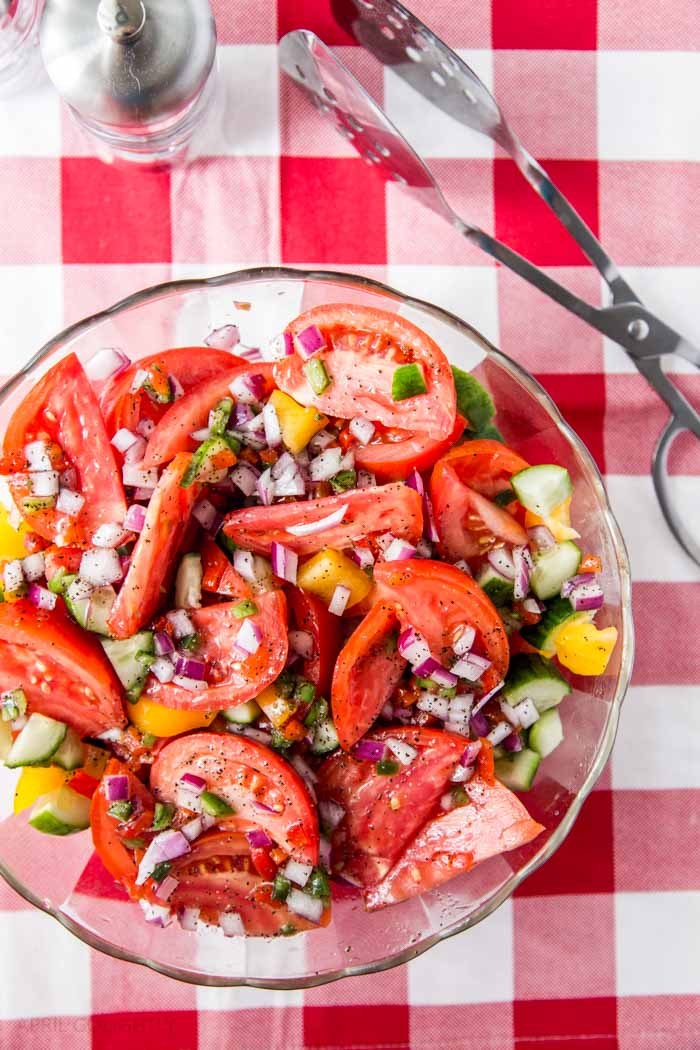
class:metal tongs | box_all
[279,0,700,565]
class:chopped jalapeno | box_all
[391,362,427,401]
[304,357,331,395]
[306,867,331,899]
[232,599,258,619]
[330,469,357,492]
[150,860,172,883]
[108,800,133,822]
[272,871,291,902]
[376,758,400,776]
[200,790,234,817]
[152,801,174,830]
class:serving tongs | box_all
[279,6,700,565]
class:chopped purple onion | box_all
[405,468,425,495]
[353,739,386,762]
[271,541,298,584]
[528,525,556,550]
[179,772,206,795]
[569,581,604,611]
[174,655,207,680]
[27,582,57,611]
[295,324,326,359]
[124,504,147,533]
[245,828,273,849]
[487,547,516,580]
[236,617,262,655]
[287,502,347,537]
[103,774,130,802]
[502,731,523,753]
[205,324,240,349]
[470,710,490,737]
[397,626,431,667]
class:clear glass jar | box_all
[0,0,41,96]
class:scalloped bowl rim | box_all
[0,266,634,988]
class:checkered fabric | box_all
[0,0,698,1047]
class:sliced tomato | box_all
[90,759,156,895]
[274,304,456,440]
[331,602,406,751]
[100,347,243,436]
[366,774,545,909]
[373,560,509,693]
[142,363,275,468]
[317,726,466,885]
[355,413,466,483]
[288,587,342,696]
[0,600,125,736]
[150,732,319,864]
[3,354,127,543]
[430,439,529,559]
[200,536,252,600]
[107,453,201,639]
[223,482,423,557]
[143,592,288,711]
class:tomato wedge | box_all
[274,304,456,440]
[143,592,288,711]
[288,587,342,696]
[142,363,275,468]
[366,774,545,910]
[223,482,423,557]
[354,413,466,483]
[90,759,156,895]
[200,536,252,600]
[317,726,467,885]
[430,439,529,559]
[150,732,319,864]
[3,354,127,543]
[373,560,509,693]
[107,453,200,639]
[0,600,125,736]
[331,602,406,751]
[100,347,243,435]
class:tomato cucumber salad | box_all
[0,304,617,936]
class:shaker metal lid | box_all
[40,0,217,127]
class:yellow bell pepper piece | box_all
[269,390,328,455]
[554,620,618,676]
[128,697,216,737]
[255,684,297,728]
[297,548,372,609]
[14,765,67,813]
[525,497,579,542]
[0,504,28,561]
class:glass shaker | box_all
[39,0,218,166]
[0,0,42,96]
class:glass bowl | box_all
[0,267,634,988]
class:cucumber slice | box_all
[511,464,572,517]
[85,585,117,636]
[21,495,56,514]
[175,553,202,609]
[0,719,12,762]
[451,366,494,431]
[477,563,514,605]
[311,720,339,754]
[101,631,155,702]
[64,593,89,628]
[502,653,571,712]
[209,397,233,437]
[494,748,541,791]
[181,437,233,488]
[521,596,592,654]
[222,700,261,725]
[6,713,67,769]
[29,785,91,835]
[529,708,564,758]
[529,540,581,600]
[52,727,85,771]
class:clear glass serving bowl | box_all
[0,268,634,988]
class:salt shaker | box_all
[39,0,218,166]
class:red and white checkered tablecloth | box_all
[0,0,699,1047]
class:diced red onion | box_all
[30,470,59,497]
[271,452,295,481]
[85,346,130,382]
[153,631,174,656]
[423,493,439,542]
[453,624,476,657]
[181,816,203,842]
[193,499,221,533]
[487,721,513,747]
[284,858,313,887]
[27,582,57,611]
[265,331,294,360]
[122,463,158,489]
[414,538,432,558]
[460,740,482,767]
[66,577,93,603]
[448,693,474,724]
[309,429,335,453]
[288,629,314,659]
[290,754,318,801]
[140,899,173,927]
[560,573,590,597]
[376,532,396,552]
[234,403,254,428]
[178,907,200,931]
[385,737,417,766]
[80,548,122,586]
[522,597,544,615]
[413,656,457,689]
[137,418,155,439]
[236,617,262,655]
[528,525,556,550]
[488,547,515,580]
[133,486,155,502]
[295,324,326,359]
[452,652,492,682]
[470,710,490,737]
[130,368,149,394]
[256,467,275,506]
[513,697,539,729]
[236,346,262,362]
[381,701,394,720]
[59,467,78,491]
[405,468,425,495]
[309,447,342,482]
[103,774,130,802]
[124,437,147,465]
[287,888,323,924]
[229,373,266,405]
[245,827,273,850]
[168,374,185,400]
[24,440,52,471]
[253,799,276,814]
[499,698,520,725]
[151,657,175,684]
[453,559,473,576]
[398,626,430,667]
[174,655,207,680]
[502,731,523,753]
[450,763,473,783]
[353,739,386,762]
[191,427,212,443]
[173,674,208,692]
[270,541,298,584]
[124,504,147,533]
[273,464,305,498]
[262,401,282,447]
[569,582,604,611]
[178,774,206,798]
[136,829,191,886]
[231,462,260,497]
[218,911,244,937]
[155,874,179,901]
[91,522,125,549]
[205,324,240,349]
[383,538,416,562]
[287,503,347,537]
[111,428,139,454]
[416,693,450,720]
[318,799,345,832]
[21,552,45,582]
[348,417,375,445]
[232,551,254,584]
[328,583,351,616]
[512,545,531,601]
[349,545,374,570]
[167,608,195,639]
